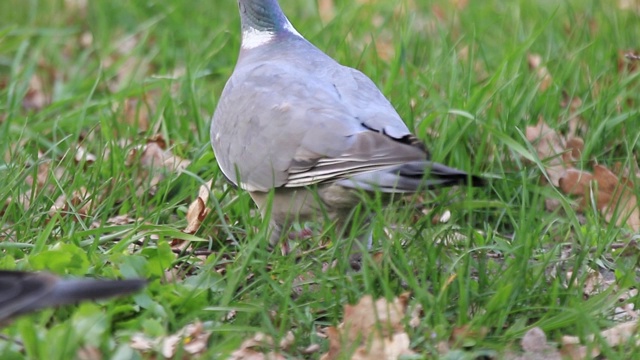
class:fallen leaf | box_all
[525,118,566,186]
[509,327,562,360]
[618,0,640,14]
[527,53,553,92]
[558,168,593,196]
[49,187,93,218]
[76,345,102,360]
[22,73,48,111]
[130,321,211,358]
[591,165,640,232]
[74,144,97,164]
[561,319,639,358]
[183,180,212,235]
[318,0,335,23]
[228,331,293,360]
[320,293,416,359]
[581,269,606,297]
[525,120,640,232]
[125,135,191,196]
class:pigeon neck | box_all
[239,0,302,50]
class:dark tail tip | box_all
[468,174,487,187]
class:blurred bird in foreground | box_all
[0,270,146,323]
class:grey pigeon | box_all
[0,270,146,322]
[211,0,483,248]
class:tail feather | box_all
[336,160,485,192]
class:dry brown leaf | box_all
[3,192,32,213]
[521,327,549,353]
[320,293,416,359]
[76,345,102,360]
[525,118,567,186]
[591,165,640,232]
[49,187,93,218]
[74,144,97,164]
[22,73,48,111]
[525,119,640,232]
[561,319,639,358]
[318,0,335,23]
[559,343,592,360]
[374,36,395,62]
[184,180,212,235]
[117,94,155,131]
[25,151,66,191]
[451,0,469,10]
[450,324,489,347]
[102,35,151,92]
[558,169,593,195]
[79,31,93,48]
[106,214,139,225]
[64,0,87,13]
[582,270,606,296]
[507,327,562,360]
[618,0,640,14]
[130,321,211,358]
[228,332,294,360]
[562,137,584,164]
[408,303,423,328]
[561,93,586,138]
[125,135,191,196]
[527,53,553,92]
[351,333,412,360]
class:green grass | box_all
[1,0,640,358]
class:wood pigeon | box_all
[211,0,483,249]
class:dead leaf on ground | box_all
[318,0,335,23]
[125,134,191,196]
[183,180,212,235]
[525,119,640,232]
[49,187,94,218]
[504,327,562,360]
[114,92,157,132]
[130,321,211,358]
[618,0,640,14]
[561,92,587,139]
[101,34,152,93]
[64,0,88,14]
[25,151,66,191]
[228,331,295,360]
[525,118,568,186]
[527,53,553,92]
[22,73,49,111]
[76,345,101,360]
[561,319,638,359]
[450,324,489,348]
[73,143,97,164]
[320,293,416,359]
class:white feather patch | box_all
[242,28,275,50]
[241,19,303,50]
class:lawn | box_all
[1,0,639,358]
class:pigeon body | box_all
[211,0,482,245]
[0,270,146,322]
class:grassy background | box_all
[1,0,639,358]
